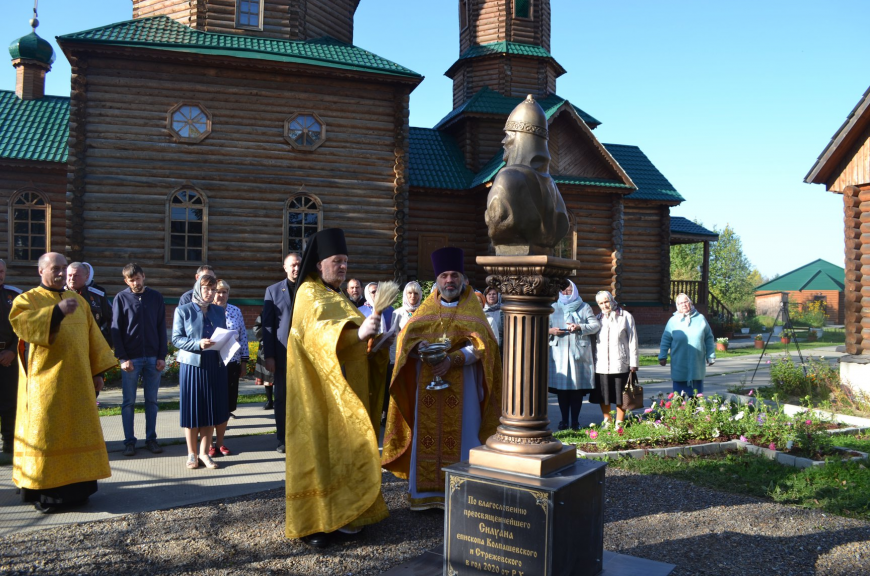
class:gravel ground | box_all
[1,468,868,576]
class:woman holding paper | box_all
[172,275,230,469]
[213,280,249,422]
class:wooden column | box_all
[701,240,711,306]
[660,205,671,306]
[844,185,863,354]
[66,54,88,262]
[610,195,623,302]
[392,87,411,284]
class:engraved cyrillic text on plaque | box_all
[445,476,548,575]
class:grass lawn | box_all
[97,394,268,417]
[640,329,845,366]
[603,433,870,521]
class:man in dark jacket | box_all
[67,262,112,347]
[262,252,301,454]
[0,259,22,453]
[178,265,215,306]
[111,263,168,457]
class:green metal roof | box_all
[0,90,69,163]
[603,143,684,203]
[58,16,421,79]
[458,41,555,61]
[670,217,718,239]
[435,87,600,129]
[467,150,631,189]
[755,259,845,292]
[408,128,475,190]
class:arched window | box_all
[166,187,208,263]
[9,189,50,262]
[284,194,322,255]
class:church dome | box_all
[9,20,55,66]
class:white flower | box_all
[712,429,720,437]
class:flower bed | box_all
[555,390,868,461]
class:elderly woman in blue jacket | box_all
[548,280,601,430]
[658,293,715,396]
[173,275,229,470]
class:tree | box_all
[709,224,755,313]
[670,242,703,281]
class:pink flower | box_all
[667,392,675,400]
[679,405,686,410]
[697,393,704,398]
[665,401,672,409]
[748,390,754,396]
[805,420,812,425]
[644,408,653,413]
[769,443,776,451]
[589,430,598,440]
[617,427,625,436]
[739,435,748,442]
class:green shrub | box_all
[768,356,835,401]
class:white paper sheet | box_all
[209,327,240,365]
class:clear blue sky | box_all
[2,0,860,279]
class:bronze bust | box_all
[485,95,569,255]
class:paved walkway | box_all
[0,346,843,539]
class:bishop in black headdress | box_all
[283,228,390,548]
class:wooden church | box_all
[0,0,690,326]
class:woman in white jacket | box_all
[589,291,639,427]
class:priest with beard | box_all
[382,247,502,511]
[10,252,117,513]
[284,228,390,548]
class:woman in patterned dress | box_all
[212,279,249,451]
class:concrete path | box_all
[0,346,843,538]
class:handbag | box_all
[621,371,644,412]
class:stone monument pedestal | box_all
[444,459,606,576]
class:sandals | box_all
[219,445,231,456]
[199,454,219,469]
[186,453,199,469]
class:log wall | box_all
[620,202,669,305]
[0,163,66,283]
[828,123,870,193]
[844,186,863,353]
[68,51,406,299]
[561,189,617,304]
[132,0,356,43]
[860,187,870,352]
[406,189,487,286]
[461,0,551,53]
[550,116,615,178]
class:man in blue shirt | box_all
[112,263,168,457]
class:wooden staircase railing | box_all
[670,280,734,324]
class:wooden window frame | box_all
[8,187,50,263]
[283,193,323,257]
[459,0,469,31]
[235,0,265,31]
[284,112,327,151]
[513,0,533,20]
[165,184,209,265]
[555,211,577,275]
[167,102,212,144]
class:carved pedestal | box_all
[472,255,579,469]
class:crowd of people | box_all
[0,240,715,543]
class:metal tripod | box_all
[750,301,805,384]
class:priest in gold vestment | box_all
[382,247,502,510]
[11,253,117,513]
[285,228,390,548]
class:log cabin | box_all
[0,0,701,331]
[805,84,870,394]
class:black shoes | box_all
[1,441,11,454]
[264,401,274,410]
[33,502,58,514]
[123,444,136,457]
[276,444,285,454]
[557,421,568,431]
[146,440,163,454]
[301,532,330,548]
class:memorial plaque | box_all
[444,460,606,576]
[446,475,548,575]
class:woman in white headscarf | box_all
[589,290,638,427]
[547,280,600,430]
[483,286,503,347]
[393,281,423,330]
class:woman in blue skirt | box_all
[172,275,229,469]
